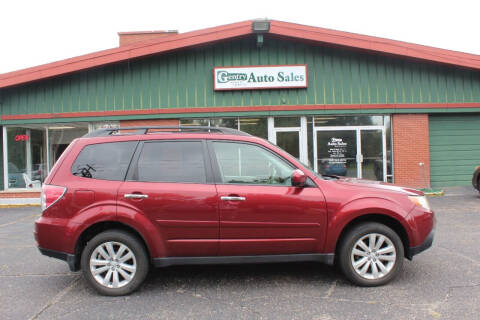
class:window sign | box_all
[15,134,29,142]
[213,65,307,90]
[327,137,347,165]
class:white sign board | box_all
[213,65,307,91]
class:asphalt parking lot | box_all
[1,186,479,320]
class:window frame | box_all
[207,140,303,187]
[125,139,214,184]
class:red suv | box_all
[35,127,434,295]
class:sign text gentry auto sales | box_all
[213,65,307,90]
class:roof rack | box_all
[83,126,251,138]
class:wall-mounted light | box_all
[252,20,270,33]
[252,20,270,48]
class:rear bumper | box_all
[38,247,78,272]
[406,228,434,260]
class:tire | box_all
[338,222,404,287]
[81,230,149,296]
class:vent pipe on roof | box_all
[117,30,178,47]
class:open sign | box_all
[15,135,29,141]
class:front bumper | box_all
[38,247,78,271]
[406,227,435,260]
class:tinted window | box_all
[212,142,294,185]
[134,141,206,183]
[72,141,137,180]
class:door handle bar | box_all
[220,196,246,201]
[124,194,149,199]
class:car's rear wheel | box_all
[338,222,404,286]
[81,230,149,296]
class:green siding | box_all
[2,35,480,123]
[429,115,480,187]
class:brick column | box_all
[120,119,179,127]
[392,114,430,188]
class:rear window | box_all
[71,141,137,181]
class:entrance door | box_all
[274,130,301,159]
[314,126,386,181]
[268,117,308,164]
[360,129,386,181]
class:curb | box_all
[0,197,41,208]
[423,190,445,197]
[0,204,41,208]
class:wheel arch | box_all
[334,214,411,260]
[73,221,151,271]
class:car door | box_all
[117,139,219,257]
[209,140,327,256]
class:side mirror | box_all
[291,169,307,187]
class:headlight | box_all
[408,195,431,211]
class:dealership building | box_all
[0,20,479,196]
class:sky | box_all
[1,0,479,74]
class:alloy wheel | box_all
[350,233,396,280]
[89,241,137,288]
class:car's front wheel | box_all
[81,230,149,296]
[338,222,404,286]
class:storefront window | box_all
[88,121,120,131]
[239,118,267,139]
[48,125,88,169]
[180,117,268,139]
[7,128,27,188]
[6,127,47,188]
[274,117,300,127]
[313,115,384,127]
[180,119,209,126]
[210,118,238,129]
[4,123,89,190]
[30,129,47,183]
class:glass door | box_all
[360,129,385,181]
[268,117,308,164]
[314,126,386,181]
[275,130,300,159]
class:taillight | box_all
[41,184,67,212]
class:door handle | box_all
[124,193,149,199]
[220,196,246,201]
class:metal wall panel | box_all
[2,36,480,117]
[429,115,480,187]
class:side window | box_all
[134,141,206,183]
[71,141,137,181]
[212,141,295,185]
